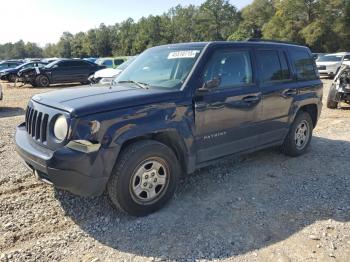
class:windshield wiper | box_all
[117,80,150,89]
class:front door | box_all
[194,48,262,163]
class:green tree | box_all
[197,0,239,40]
[57,32,73,58]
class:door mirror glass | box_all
[199,77,221,92]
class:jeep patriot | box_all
[15,41,323,216]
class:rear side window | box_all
[59,61,75,67]
[256,50,291,82]
[71,60,89,67]
[203,50,253,88]
[291,49,318,80]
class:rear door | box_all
[51,61,75,83]
[70,60,91,81]
[255,48,296,144]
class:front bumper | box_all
[15,123,109,196]
[318,68,338,76]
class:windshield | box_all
[115,46,203,90]
[15,63,29,69]
[317,55,343,62]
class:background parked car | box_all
[0,61,48,82]
[327,63,350,109]
[95,56,129,68]
[83,57,97,63]
[0,60,23,71]
[312,53,326,60]
[21,59,105,87]
[316,52,350,78]
[0,83,2,101]
[89,56,137,84]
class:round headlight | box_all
[53,115,68,142]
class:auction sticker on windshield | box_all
[168,50,200,59]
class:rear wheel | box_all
[107,140,180,216]
[282,112,313,157]
[36,75,50,87]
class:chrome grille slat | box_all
[28,108,34,134]
[31,111,38,137]
[41,114,49,142]
[35,112,42,140]
[25,106,49,143]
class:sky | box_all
[0,0,253,46]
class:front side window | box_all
[291,49,318,80]
[256,50,291,82]
[116,46,203,90]
[114,59,125,66]
[203,49,253,88]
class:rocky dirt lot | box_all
[0,80,349,262]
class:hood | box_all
[316,61,340,66]
[94,68,121,78]
[32,84,182,117]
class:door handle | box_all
[283,89,297,97]
[242,95,260,103]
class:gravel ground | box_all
[0,80,349,262]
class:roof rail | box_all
[246,38,303,46]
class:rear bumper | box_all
[15,123,109,196]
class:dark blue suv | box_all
[15,41,323,216]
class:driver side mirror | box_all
[198,77,221,93]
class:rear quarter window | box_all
[291,49,318,81]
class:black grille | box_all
[25,106,49,143]
[317,65,326,70]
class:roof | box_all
[155,40,308,50]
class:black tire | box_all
[282,112,313,157]
[36,75,50,87]
[327,85,339,109]
[107,140,180,216]
[8,74,16,83]
[327,99,338,109]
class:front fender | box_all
[82,102,194,178]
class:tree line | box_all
[0,0,349,60]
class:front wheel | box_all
[8,74,17,83]
[107,140,180,216]
[327,85,339,109]
[36,75,50,87]
[282,112,313,157]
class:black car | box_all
[21,59,105,87]
[327,63,350,108]
[15,41,322,216]
[0,60,23,71]
[0,61,48,82]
